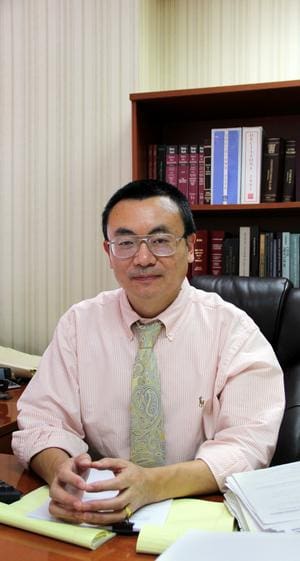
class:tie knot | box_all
[134,321,162,349]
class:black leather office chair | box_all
[189,275,300,466]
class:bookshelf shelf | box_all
[130,80,300,236]
[192,202,300,213]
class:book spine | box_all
[148,144,154,179]
[198,144,205,204]
[289,233,300,288]
[204,142,211,204]
[165,145,178,187]
[259,232,266,277]
[191,229,208,276]
[250,224,260,277]
[188,144,199,205]
[209,230,225,275]
[282,232,291,280]
[276,232,282,277]
[239,226,250,276]
[282,139,296,202]
[241,127,264,204]
[156,144,167,181]
[227,128,242,204]
[261,137,285,202]
[211,129,225,205]
[177,144,189,197]
[222,236,239,275]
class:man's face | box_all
[104,196,195,317]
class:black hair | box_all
[102,179,196,240]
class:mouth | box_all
[129,272,162,281]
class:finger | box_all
[78,489,131,514]
[49,500,83,524]
[78,505,131,526]
[90,457,130,473]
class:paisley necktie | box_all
[130,320,166,467]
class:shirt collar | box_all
[119,278,192,341]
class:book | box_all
[165,145,178,187]
[177,144,189,197]
[148,144,154,179]
[265,231,274,277]
[261,137,285,202]
[188,144,199,205]
[191,230,208,276]
[259,232,266,278]
[157,144,167,181]
[203,142,211,204]
[250,224,260,277]
[289,233,300,288]
[276,232,283,277]
[198,144,205,204]
[211,128,242,204]
[282,139,296,202]
[222,236,239,275]
[209,230,225,275]
[239,226,251,276]
[282,231,291,280]
[240,126,264,204]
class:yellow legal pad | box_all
[0,486,115,550]
[136,498,235,555]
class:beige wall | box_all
[1,0,300,354]
[138,0,300,91]
[0,0,138,354]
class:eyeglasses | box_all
[107,233,185,259]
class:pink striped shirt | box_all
[12,279,285,490]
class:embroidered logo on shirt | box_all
[198,396,205,408]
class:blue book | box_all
[211,128,242,204]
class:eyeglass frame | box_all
[106,232,186,259]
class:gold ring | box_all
[125,505,132,519]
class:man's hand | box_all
[31,449,219,526]
[49,456,219,527]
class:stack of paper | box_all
[156,529,300,561]
[0,345,41,377]
[224,461,300,532]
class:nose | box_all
[132,240,157,266]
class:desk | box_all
[0,454,157,560]
[0,388,24,453]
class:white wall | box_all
[0,0,138,354]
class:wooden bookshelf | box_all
[130,80,300,233]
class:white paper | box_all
[157,530,300,561]
[28,467,171,531]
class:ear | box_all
[186,233,196,263]
[103,240,114,269]
[103,240,110,256]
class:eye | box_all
[151,235,170,245]
[117,239,135,248]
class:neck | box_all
[127,290,181,319]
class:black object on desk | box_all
[0,480,23,504]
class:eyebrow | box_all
[113,225,172,236]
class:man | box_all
[12,179,284,527]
